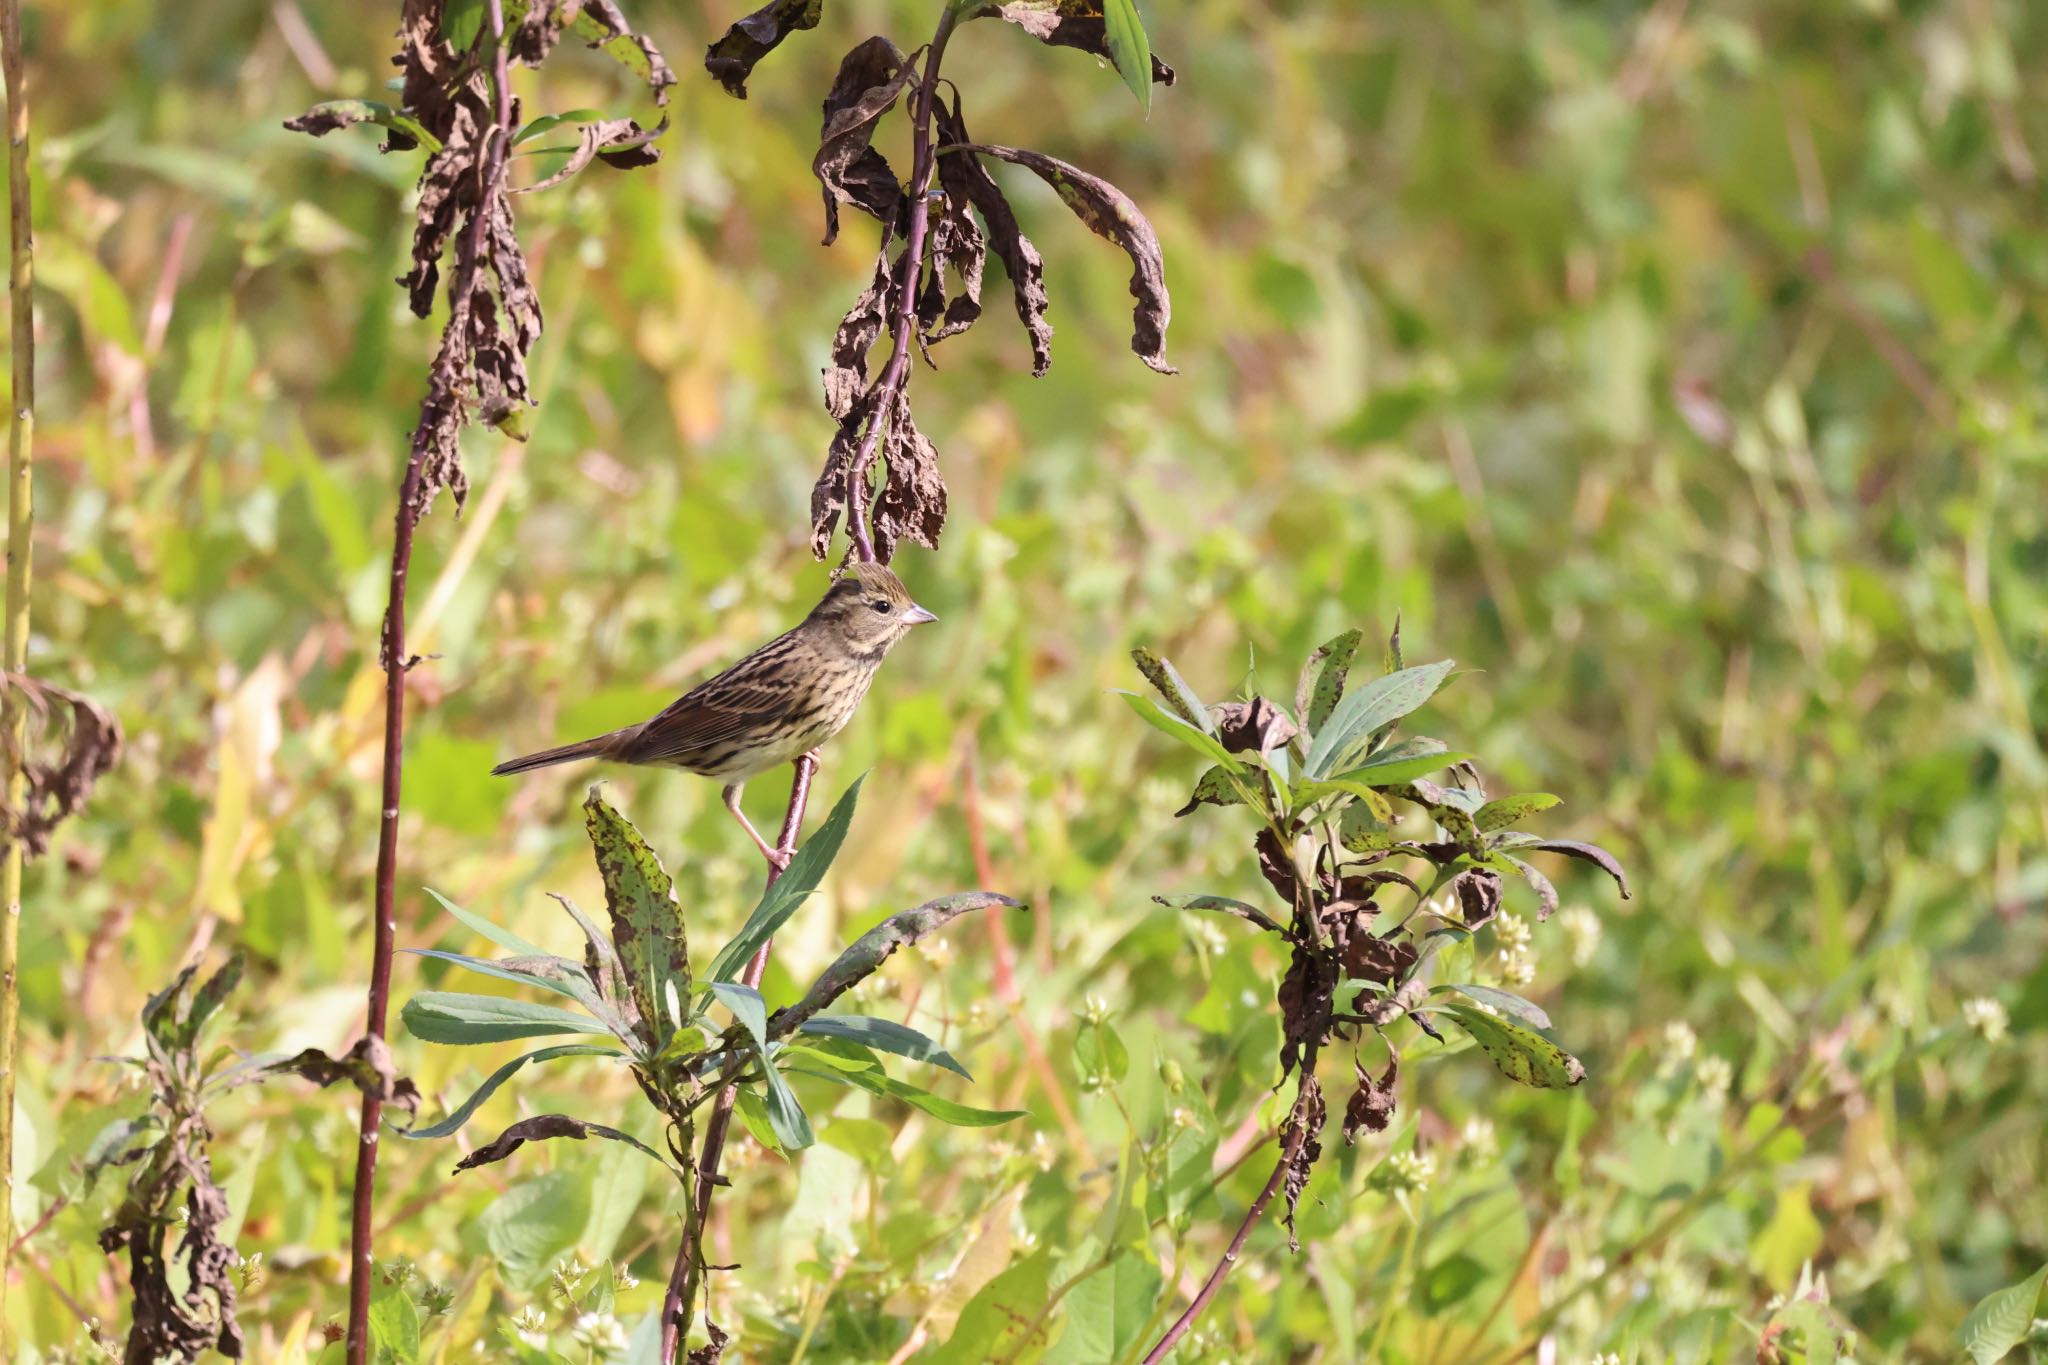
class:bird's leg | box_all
[723,783,788,870]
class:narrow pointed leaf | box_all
[425,886,552,959]
[400,992,608,1045]
[1296,629,1362,736]
[1304,660,1457,778]
[402,1044,623,1141]
[708,775,867,983]
[1474,793,1561,833]
[798,1015,972,1080]
[1435,1002,1584,1089]
[772,890,1021,1036]
[584,788,691,1044]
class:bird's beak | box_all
[903,603,939,626]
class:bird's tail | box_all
[491,730,628,776]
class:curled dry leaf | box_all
[956,142,1174,373]
[450,1112,666,1172]
[919,167,987,347]
[1276,941,1336,1079]
[1451,867,1504,929]
[814,36,915,245]
[261,1035,423,1121]
[1341,931,1417,987]
[688,1321,733,1364]
[513,115,667,196]
[509,0,678,102]
[823,247,898,421]
[1342,1051,1398,1143]
[1280,1072,1325,1249]
[705,0,825,98]
[872,389,948,558]
[935,94,1052,375]
[983,0,1178,87]
[0,671,122,858]
[1214,696,1297,756]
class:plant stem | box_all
[661,751,818,1362]
[842,2,960,564]
[342,6,514,1360]
[1140,1117,1308,1364]
[0,0,30,1337]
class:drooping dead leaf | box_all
[261,1034,422,1121]
[705,0,825,98]
[823,247,898,420]
[1342,1050,1398,1143]
[0,672,122,858]
[957,142,1174,373]
[872,389,948,558]
[813,36,914,245]
[934,95,1051,375]
[1214,696,1297,756]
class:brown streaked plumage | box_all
[493,562,936,862]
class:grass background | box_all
[6,0,2046,1359]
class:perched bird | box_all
[492,562,937,863]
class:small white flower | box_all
[613,1263,639,1292]
[1495,913,1533,955]
[571,1311,630,1351]
[1696,1055,1734,1100]
[1657,1020,1698,1075]
[915,935,955,969]
[1388,1148,1435,1192]
[1460,1116,1498,1162]
[1079,993,1112,1026]
[510,1304,548,1348]
[1558,906,1602,966]
[1500,948,1537,986]
[1962,997,2008,1043]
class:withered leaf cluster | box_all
[286,0,672,522]
[0,671,122,858]
[708,5,1175,561]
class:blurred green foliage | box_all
[5,0,2046,1360]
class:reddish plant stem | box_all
[1140,1119,1308,1365]
[343,5,514,1360]
[843,4,960,564]
[660,751,818,1362]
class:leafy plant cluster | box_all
[394,780,1022,1354]
[1125,623,1629,1348]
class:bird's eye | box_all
[868,598,892,615]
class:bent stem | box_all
[842,1,960,564]
[0,0,31,1334]
[342,4,516,1360]
[1140,1114,1311,1364]
[661,750,819,1362]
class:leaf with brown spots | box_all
[980,1,1177,88]
[451,1113,672,1173]
[583,787,690,1051]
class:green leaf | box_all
[1117,693,1244,772]
[402,948,599,1011]
[1303,660,1457,778]
[187,951,245,1045]
[925,1254,1055,1364]
[1129,648,1211,731]
[1496,854,1560,921]
[1102,0,1153,114]
[713,980,813,1153]
[1474,793,1561,833]
[1074,1023,1129,1084]
[762,1072,816,1152]
[442,0,486,51]
[584,788,690,1045]
[1173,764,1244,817]
[1296,628,1363,737]
[1485,836,1632,900]
[1045,1253,1164,1363]
[1749,1184,1825,1290]
[1331,743,1472,789]
[1435,1002,1585,1089]
[709,981,769,1043]
[1437,983,1552,1031]
[479,1170,591,1291]
[368,1276,421,1363]
[399,992,608,1045]
[708,775,866,984]
[1338,790,1400,853]
[797,1015,973,1080]
[1417,1253,1488,1312]
[794,1064,1027,1127]
[514,109,607,145]
[424,887,552,959]
[401,1044,622,1141]
[1958,1262,2048,1364]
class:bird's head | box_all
[807,561,938,655]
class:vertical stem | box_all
[0,0,29,1334]
[343,4,514,1359]
[661,751,818,1362]
[843,2,959,564]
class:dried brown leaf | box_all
[1342,1050,1398,1143]
[985,1,1178,87]
[705,0,825,98]
[814,36,914,245]
[1213,696,1297,756]
[958,142,1174,373]
[0,672,122,858]
[872,390,947,559]
[934,95,1051,374]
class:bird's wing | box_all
[615,634,811,765]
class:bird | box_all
[492,562,937,864]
